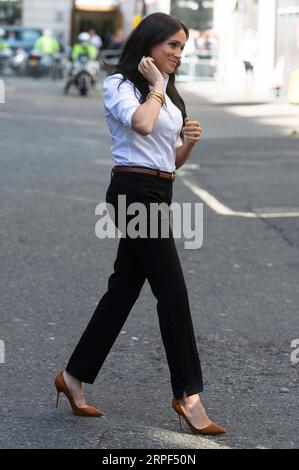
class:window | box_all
[55,11,65,23]
[0,0,22,26]
[234,0,259,31]
[170,0,215,31]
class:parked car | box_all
[3,26,43,53]
[0,26,43,75]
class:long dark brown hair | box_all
[103,13,189,140]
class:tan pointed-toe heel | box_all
[172,398,226,436]
[54,370,104,417]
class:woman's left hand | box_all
[183,117,202,144]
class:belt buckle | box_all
[171,172,176,181]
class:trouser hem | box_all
[65,365,95,385]
[172,380,204,399]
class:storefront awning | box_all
[75,0,120,12]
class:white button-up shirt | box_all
[102,72,183,173]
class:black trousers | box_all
[66,171,203,399]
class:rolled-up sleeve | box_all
[103,75,141,128]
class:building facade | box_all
[21,0,126,45]
[214,0,299,95]
[276,0,299,91]
[0,0,22,25]
[1,0,214,45]
[1,1,214,45]
[2,0,297,95]
[0,0,139,44]
[22,0,73,43]
[0,0,171,45]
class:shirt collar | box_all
[162,72,170,92]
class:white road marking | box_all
[181,177,299,218]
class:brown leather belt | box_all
[112,166,176,181]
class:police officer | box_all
[34,29,60,55]
[71,32,97,61]
[0,28,10,52]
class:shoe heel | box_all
[55,390,60,409]
[172,397,226,436]
[178,414,183,431]
[54,370,104,417]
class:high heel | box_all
[172,398,226,436]
[178,414,183,431]
[54,370,104,417]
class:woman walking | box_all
[55,12,225,436]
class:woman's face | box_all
[150,29,187,74]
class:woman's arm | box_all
[175,118,202,170]
[175,141,196,170]
[131,78,164,135]
[131,57,165,135]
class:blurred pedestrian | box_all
[108,28,124,51]
[88,28,103,51]
[239,28,257,94]
[104,29,124,60]
[270,56,285,97]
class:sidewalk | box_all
[179,80,299,136]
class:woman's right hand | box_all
[138,56,164,87]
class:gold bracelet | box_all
[151,90,163,97]
[154,91,165,106]
[146,94,163,106]
[151,91,164,102]
[147,94,163,106]
[146,91,163,101]
[147,90,163,98]
[146,90,164,105]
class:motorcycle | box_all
[0,48,13,75]
[9,48,28,75]
[64,55,99,96]
[50,52,64,80]
[27,50,63,78]
[27,49,46,77]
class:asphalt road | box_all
[0,76,298,449]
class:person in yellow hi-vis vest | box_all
[0,28,12,74]
[71,33,98,62]
[34,29,60,55]
[64,33,98,95]
[0,28,11,52]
